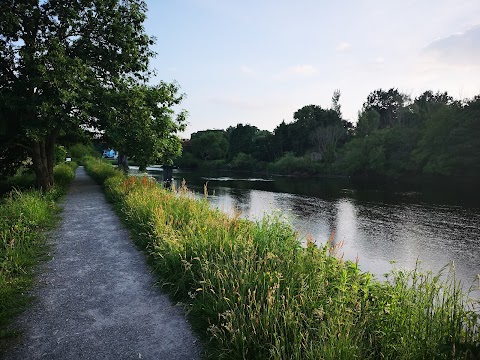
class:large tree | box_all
[363,88,410,128]
[190,130,229,161]
[0,0,154,190]
[102,81,187,172]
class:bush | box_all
[229,152,260,171]
[68,143,99,164]
[173,152,200,169]
[268,153,320,175]
[54,145,67,164]
[53,163,76,188]
[83,157,123,185]
[0,168,36,195]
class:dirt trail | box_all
[5,167,201,359]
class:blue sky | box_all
[144,0,480,137]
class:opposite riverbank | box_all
[85,157,480,360]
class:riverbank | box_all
[85,157,480,359]
[0,162,77,355]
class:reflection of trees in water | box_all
[273,177,345,199]
[228,188,251,215]
[275,194,337,245]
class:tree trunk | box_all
[46,134,57,186]
[117,151,129,173]
[32,140,53,191]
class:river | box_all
[142,167,480,288]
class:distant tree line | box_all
[176,89,480,177]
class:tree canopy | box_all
[177,89,480,178]
[0,0,185,188]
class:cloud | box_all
[423,25,480,67]
[289,64,318,75]
[374,57,385,64]
[336,42,351,52]
[240,65,255,74]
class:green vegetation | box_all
[177,89,480,178]
[68,143,100,165]
[0,162,77,353]
[0,1,185,189]
[85,157,479,359]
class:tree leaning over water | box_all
[0,0,182,189]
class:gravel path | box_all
[5,167,201,359]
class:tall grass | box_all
[0,162,78,353]
[85,157,480,359]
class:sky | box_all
[143,0,480,138]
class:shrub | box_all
[54,145,67,164]
[229,152,259,171]
[173,152,200,169]
[268,153,320,175]
[53,163,75,189]
[83,157,123,185]
[68,143,99,164]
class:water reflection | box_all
[143,168,480,285]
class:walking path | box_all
[5,167,201,359]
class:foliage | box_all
[0,0,155,190]
[356,109,380,137]
[176,88,479,179]
[363,88,410,128]
[229,153,260,171]
[53,163,76,188]
[68,143,99,163]
[54,146,67,165]
[190,130,229,161]
[83,157,123,185]
[84,157,480,360]
[174,152,201,169]
[227,124,259,160]
[268,153,321,175]
[102,81,187,171]
[0,168,36,196]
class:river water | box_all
[144,167,480,287]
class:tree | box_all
[289,105,343,155]
[102,81,187,172]
[356,109,380,137]
[0,0,154,190]
[310,125,346,162]
[227,124,259,160]
[190,130,229,161]
[363,88,410,128]
[331,89,342,118]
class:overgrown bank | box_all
[0,162,77,353]
[85,157,479,359]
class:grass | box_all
[0,161,78,354]
[85,157,480,359]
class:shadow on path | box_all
[5,167,201,359]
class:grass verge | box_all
[85,157,480,359]
[0,162,78,354]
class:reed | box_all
[85,157,480,359]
